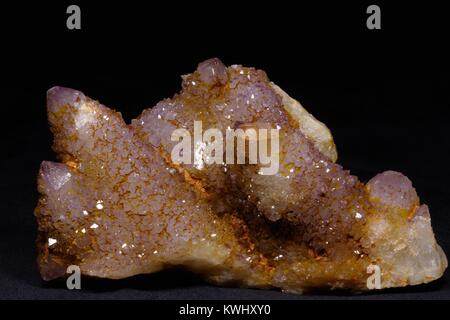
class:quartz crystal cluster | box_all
[35,58,447,293]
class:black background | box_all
[1,1,449,299]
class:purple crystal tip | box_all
[47,86,86,112]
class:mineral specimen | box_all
[35,58,447,293]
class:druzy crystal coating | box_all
[35,58,447,293]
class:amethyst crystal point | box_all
[35,59,447,293]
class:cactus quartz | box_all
[35,58,447,293]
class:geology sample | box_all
[35,58,447,293]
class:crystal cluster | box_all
[35,58,447,293]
